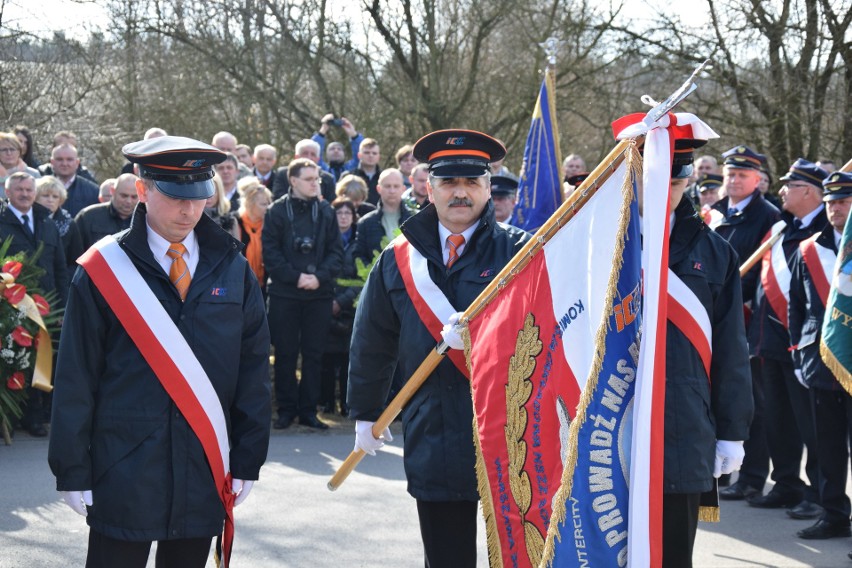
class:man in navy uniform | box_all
[348,129,529,567]
[48,136,271,568]
[788,171,852,541]
[715,145,781,502]
[490,173,520,226]
[746,159,828,517]
[657,139,753,566]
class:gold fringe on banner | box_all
[821,339,852,397]
[539,145,641,568]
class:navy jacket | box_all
[712,191,780,304]
[63,176,100,217]
[664,198,753,494]
[748,208,828,360]
[48,206,271,541]
[788,224,839,390]
[348,201,529,501]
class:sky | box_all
[5,0,714,41]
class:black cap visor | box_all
[429,158,490,179]
[823,189,852,202]
[141,166,215,200]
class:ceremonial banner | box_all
[465,148,643,568]
[822,214,852,394]
[514,68,563,232]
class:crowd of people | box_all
[2,115,851,567]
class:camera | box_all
[325,116,344,127]
[294,236,315,254]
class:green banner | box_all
[822,214,852,394]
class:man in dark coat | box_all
[1,172,68,437]
[713,145,781,502]
[48,144,100,216]
[746,159,828,517]
[72,172,139,254]
[47,137,271,568]
[354,168,414,265]
[263,158,343,430]
[348,130,530,568]
[658,143,753,566]
[788,171,852,542]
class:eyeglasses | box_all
[784,182,811,191]
[0,147,18,153]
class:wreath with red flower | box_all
[0,238,61,442]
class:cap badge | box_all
[737,146,746,154]
[445,137,466,146]
[182,159,206,167]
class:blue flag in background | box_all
[514,68,562,232]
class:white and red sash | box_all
[760,220,791,329]
[666,269,713,379]
[78,236,235,567]
[392,236,470,378]
[800,234,835,307]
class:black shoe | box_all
[847,550,852,560]
[273,415,293,430]
[748,490,801,509]
[787,500,824,520]
[797,520,851,539]
[24,423,47,437]
[299,415,329,430]
[719,482,760,501]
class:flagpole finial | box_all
[539,37,564,66]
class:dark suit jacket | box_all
[0,202,68,303]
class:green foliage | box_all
[336,231,401,306]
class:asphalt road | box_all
[2,416,851,567]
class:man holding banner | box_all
[48,137,272,568]
[347,129,529,567]
[656,138,753,565]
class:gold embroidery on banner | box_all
[506,313,545,566]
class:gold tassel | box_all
[698,506,720,523]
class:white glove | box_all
[713,440,745,477]
[440,312,465,350]
[354,420,393,456]
[232,479,254,506]
[61,490,93,517]
[794,368,808,389]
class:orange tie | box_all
[166,243,191,301]
[446,234,465,268]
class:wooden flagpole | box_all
[327,139,636,491]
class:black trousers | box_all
[416,499,477,568]
[269,295,332,420]
[662,492,700,568]
[763,357,820,501]
[86,529,211,568]
[737,358,769,490]
[811,387,852,524]
[320,351,349,412]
